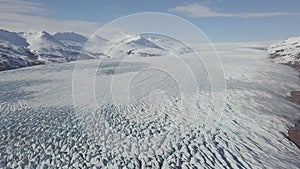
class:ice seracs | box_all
[1,41,300,168]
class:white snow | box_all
[0,38,300,168]
[0,29,98,70]
[267,37,300,65]
[1,29,197,71]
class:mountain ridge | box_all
[0,29,97,71]
[0,29,192,71]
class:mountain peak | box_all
[0,29,28,47]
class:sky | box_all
[0,0,299,42]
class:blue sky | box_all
[0,0,299,42]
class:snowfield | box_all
[0,40,300,168]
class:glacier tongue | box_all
[0,40,300,168]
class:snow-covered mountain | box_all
[84,32,190,58]
[0,29,191,71]
[120,33,193,57]
[141,33,193,54]
[98,33,166,58]
[22,31,96,63]
[0,29,99,71]
[267,37,300,69]
[2,28,299,72]
[0,29,42,71]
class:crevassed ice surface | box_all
[0,42,300,168]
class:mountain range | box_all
[0,29,191,71]
[1,28,299,72]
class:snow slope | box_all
[0,41,299,168]
[22,31,96,63]
[83,32,191,58]
[0,29,97,71]
[267,37,300,68]
[0,29,42,70]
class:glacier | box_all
[0,33,300,168]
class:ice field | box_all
[0,41,300,168]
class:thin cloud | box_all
[0,0,101,35]
[0,0,44,13]
[168,4,300,18]
[0,12,101,35]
